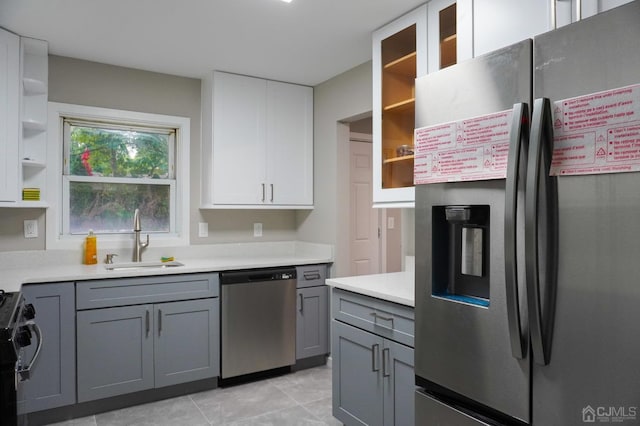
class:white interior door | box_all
[349,139,380,275]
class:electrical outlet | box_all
[253,223,263,237]
[24,220,38,238]
[198,222,209,238]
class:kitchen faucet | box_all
[132,208,149,262]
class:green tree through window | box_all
[65,122,175,234]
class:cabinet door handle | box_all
[382,348,390,377]
[299,293,304,312]
[158,309,162,336]
[371,343,380,372]
[145,310,150,337]
[270,184,274,202]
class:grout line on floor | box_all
[188,393,215,425]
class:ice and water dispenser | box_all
[432,205,490,307]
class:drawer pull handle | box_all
[299,293,304,312]
[303,272,321,280]
[382,347,390,378]
[371,343,380,372]
[158,309,162,336]
[145,310,150,337]
[370,312,394,323]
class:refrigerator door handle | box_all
[505,102,529,360]
[526,98,559,366]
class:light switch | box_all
[253,223,263,237]
[387,216,395,230]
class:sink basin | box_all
[105,261,184,271]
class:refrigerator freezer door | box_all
[532,2,640,424]
[414,41,532,423]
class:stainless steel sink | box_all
[104,261,184,271]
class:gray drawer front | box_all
[332,288,414,348]
[296,264,327,288]
[76,273,219,309]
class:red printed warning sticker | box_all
[550,83,640,176]
[414,109,513,184]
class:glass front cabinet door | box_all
[372,5,427,207]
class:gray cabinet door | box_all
[154,298,219,387]
[383,340,415,426]
[332,320,384,426]
[18,282,76,413]
[296,285,328,359]
[77,304,154,402]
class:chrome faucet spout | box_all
[132,209,149,262]
[133,208,142,232]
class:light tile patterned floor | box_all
[47,365,341,426]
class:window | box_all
[63,120,175,235]
[47,103,190,249]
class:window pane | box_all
[69,125,170,178]
[69,182,170,234]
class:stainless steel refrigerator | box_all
[414,2,640,424]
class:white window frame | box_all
[46,102,190,250]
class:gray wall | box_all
[296,61,374,277]
[0,55,297,252]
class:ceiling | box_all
[0,0,425,86]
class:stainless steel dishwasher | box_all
[220,267,297,379]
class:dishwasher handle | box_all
[220,267,297,284]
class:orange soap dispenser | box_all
[84,229,97,264]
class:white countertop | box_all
[0,241,333,293]
[326,270,415,307]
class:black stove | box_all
[0,291,38,426]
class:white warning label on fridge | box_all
[414,109,513,184]
[550,83,640,176]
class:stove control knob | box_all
[15,326,32,348]
[23,303,36,320]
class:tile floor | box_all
[48,365,341,426]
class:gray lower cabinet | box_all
[77,304,154,402]
[332,288,415,426]
[17,282,76,414]
[76,273,220,403]
[77,297,219,403]
[295,264,329,360]
[296,285,329,359]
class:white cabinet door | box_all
[204,71,313,208]
[372,5,427,207]
[427,0,474,74]
[212,71,267,205]
[266,80,313,206]
[0,28,20,202]
[473,0,552,57]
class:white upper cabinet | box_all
[372,5,427,207]
[265,80,313,206]
[427,0,473,73]
[473,0,553,57]
[0,28,20,203]
[201,71,313,209]
[19,37,48,207]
